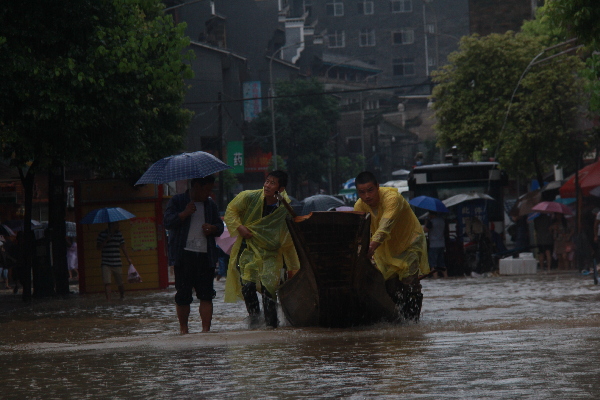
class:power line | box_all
[182,81,431,105]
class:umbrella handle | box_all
[275,192,297,218]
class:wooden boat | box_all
[278,211,400,328]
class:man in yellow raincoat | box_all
[354,171,429,321]
[224,170,299,328]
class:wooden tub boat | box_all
[278,211,400,328]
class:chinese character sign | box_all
[130,217,157,251]
[243,81,262,122]
[227,141,244,174]
[456,200,489,238]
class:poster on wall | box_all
[243,81,262,122]
[130,217,157,251]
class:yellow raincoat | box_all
[354,187,429,280]
[224,189,300,302]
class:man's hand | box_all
[180,201,196,220]
[237,225,253,239]
[367,241,380,258]
[202,223,217,236]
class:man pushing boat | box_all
[223,170,300,328]
[354,171,429,321]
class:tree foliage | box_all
[431,31,586,182]
[251,79,340,195]
[544,0,600,50]
[0,0,193,176]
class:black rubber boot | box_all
[262,290,278,328]
[242,282,261,326]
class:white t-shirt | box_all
[185,202,207,253]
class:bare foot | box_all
[180,326,189,334]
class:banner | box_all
[227,141,244,174]
[243,81,262,121]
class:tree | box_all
[431,31,586,184]
[251,79,340,196]
[544,0,600,50]
[0,0,193,299]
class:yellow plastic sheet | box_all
[354,187,429,280]
[224,189,299,302]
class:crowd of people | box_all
[162,170,431,333]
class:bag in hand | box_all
[127,264,142,283]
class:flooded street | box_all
[2,273,600,399]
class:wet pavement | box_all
[2,271,600,399]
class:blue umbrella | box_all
[409,195,450,213]
[80,207,136,224]
[135,151,232,185]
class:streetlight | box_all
[269,41,304,170]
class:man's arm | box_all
[224,192,253,239]
[120,243,132,265]
[164,195,190,230]
[202,200,225,237]
[594,217,599,242]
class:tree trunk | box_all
[49,160,70,296]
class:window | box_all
[328,30,345,48]
[426,23,435,34]
[326,0,344,16]
[357,1,374,15]
[359,28,376,46]
[390,0,412,13]
[393,58,415,76]
[392,29,414,45]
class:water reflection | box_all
[2,274,600,398]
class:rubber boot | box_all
[262,290,278,328]
[242,282,261,327]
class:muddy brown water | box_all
[2,273,600,399]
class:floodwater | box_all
[2,272,600,399]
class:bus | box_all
[408,161,508,274]
[408,161,507,232]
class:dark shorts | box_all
[538,244,553,253]
[428,246,446,270]
[174,251,215,305]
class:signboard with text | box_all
[227,141,244,174]
[130,217,157,251]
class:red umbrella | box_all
[531,201,573,215]
[559,159,600,198]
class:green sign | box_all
[227,141,244,174]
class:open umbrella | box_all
[0,224,15,237]
[442,193,495,208]
[508,189,542,218]
[301,195,346,215]
[559,159,600,198]
[409,195,449,213]
[135,151,231,185]
[531,201,573,215]
[80,207,136,224]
